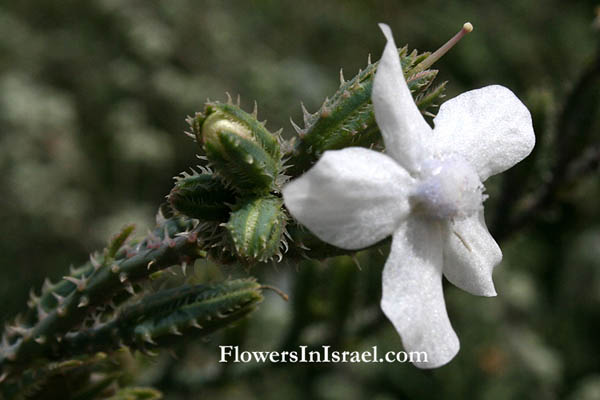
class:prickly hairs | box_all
[189,99,284,194]
[0,22,474,398]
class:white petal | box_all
[381,217,459,368]
[442,211,502,296]
[372,23,432,173]
[282,147,414,250]
[431,85,535,181]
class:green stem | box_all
[0,217,204,377]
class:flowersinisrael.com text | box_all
[219,345,427,364]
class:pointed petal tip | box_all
[372,22,431,172]
[464,280,498,297]
[378,23,393,41]
[482,278,498,297]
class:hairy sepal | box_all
[168,171,236,221]
[226,196,287,264]
[191,102,282,194]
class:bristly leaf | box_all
[56,279,264,356]
[287,46,446,175]
[107,224,136,259]
[416,82,447,117]
[0,352,111,400]
[0,216,203,376]
[168,170,236,221]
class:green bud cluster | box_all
[174,48,445,263]
[172,98,289,264]
[2,31,461,398]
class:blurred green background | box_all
[1,1,600,399]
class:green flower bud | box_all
[190,101,282,194]
[168,171,236,221]
[226,196,286,263]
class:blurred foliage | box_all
[1,0,600,399]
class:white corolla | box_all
[283,23,535,368]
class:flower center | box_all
[412,155,486,219]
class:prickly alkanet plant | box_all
[1,26,454,399]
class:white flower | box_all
[282,23,535,368]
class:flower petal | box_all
[381,217,459,368]
[373,23,432,173]
[283,147,414,250]
[442,211,502,297]
[431,85,535,181]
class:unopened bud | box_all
[226,196,286,263]
[191,102,282,194]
